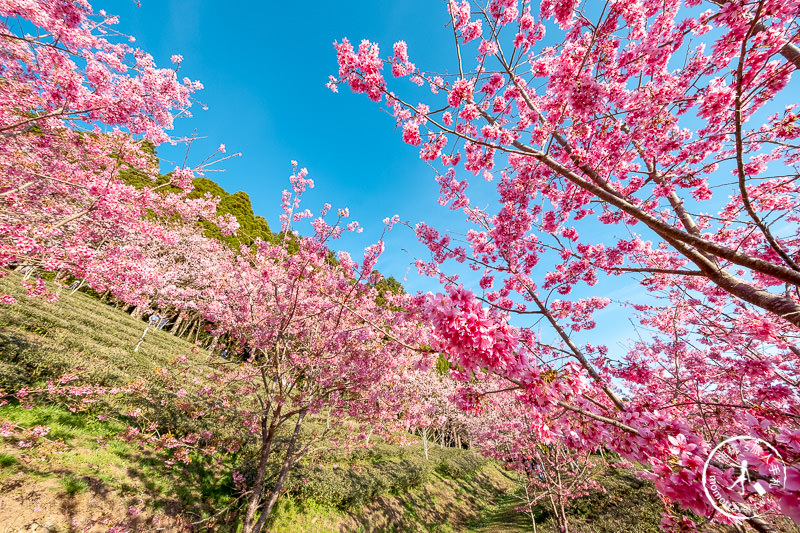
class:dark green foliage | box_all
[374,275,404,307]
[324,250,340,267]
[287,455,433,509]
[188,176,227,198]
[139,140,157,157]
[118,166,172,190]
[435,451,486,480]
[117,141,172,191]
[118,157,277,251]
[374,276,403,296]
[435,353,452,375]
[189,178,275,249]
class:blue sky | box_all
[99,0,459,286]
[95,1,798,359]
[93,0,661,355]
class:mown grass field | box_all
[0,274,683,532]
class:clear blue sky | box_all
[98,0,461,289]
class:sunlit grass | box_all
[0,275,671,532]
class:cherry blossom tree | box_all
[220,169,431,532]
[0,0,233,302]
[333,0,800,529]
[0,2,436,530]
[405,364,487,455]
[469,384,607,533]
[115,166,433,533]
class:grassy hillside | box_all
[0,275,521,532]
[0,274,698,533]
[0,275,223,531]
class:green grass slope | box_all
[0,276,520,532]
[0,276,199,391]
[0,275,224,531]
[0,275,696,533]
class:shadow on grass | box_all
[0,329,55,390]
[472,466,664,533]
[0,329,36,362]
[113,445,237,526]
[329,467,523,533]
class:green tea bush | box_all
[434,449,486,480]
[284,445,487,510]
[287,454,436,509]
[288,463,385,508]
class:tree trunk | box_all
[192,319,201,343]
[54,271,65,296]
[169,314,183,334]
[250,411,307,533]
[241,406,281,533]
[134,326,150,353]
[178,317,193,337]
[184,315,198,338]
[207,335,219,356]
[523,481,538,533]
[556,469,569,533]
[746,516,779,533]
[187,319,197,339]
[422,427,429,460]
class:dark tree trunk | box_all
[178,316,193,337]
[241,405,281,533]
[250,411,307,533]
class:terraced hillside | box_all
[1,276,709,533]
[0,276,525,532]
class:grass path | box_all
[470,493,532,532]
[465,468,532,533]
